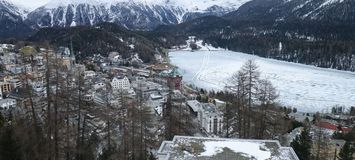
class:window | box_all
[213,118,218,134]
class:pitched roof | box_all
[318,121,352,132]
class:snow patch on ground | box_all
[169,50,355,112]
[129,44,135,49]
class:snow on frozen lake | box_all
[169,49,355,112]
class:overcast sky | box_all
[8,0,50,10]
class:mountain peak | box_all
[41,0,251,11]
[3,0,253,34]
[44,0,101,8]
[0,0,28,17]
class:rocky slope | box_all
[0,0,32,38]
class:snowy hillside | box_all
[10,0,250,12]
[0,0,28,18]
[0,0,32,38]
[169,48,355,112]
[228,0,355,23]
[44,0,100,8]
[3,0,354,35]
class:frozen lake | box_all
[169,49,355,112]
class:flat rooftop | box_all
[157,136,299,160]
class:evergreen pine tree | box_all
[0,114,4,128]
[291,127,312,160]
[339,141,353,160]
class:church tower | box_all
[69,38,76,70]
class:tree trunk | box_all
[45,53,52,160]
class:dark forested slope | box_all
[29,23,163,63]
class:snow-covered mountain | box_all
[0,0,28,18]
[1,0,355,38]
[23,0,251,30]
[227,0,355,23]
[0,0,32,38]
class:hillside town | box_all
[0,42,354,160]
[2,0,355,159]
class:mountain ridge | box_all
[2,0,355,40]
[0,0,252,38]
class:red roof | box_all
[342,127,352,132]
[318,121,352,133]
[318,121,337,130]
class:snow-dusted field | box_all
[169,49,355,112]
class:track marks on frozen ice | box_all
[192,50,211,81]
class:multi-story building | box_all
[132,79,166,99]
[199,103,224,135]
[166,68,182,91]
[0,81,12,93]
[0,76,22,94]
[160,68,183,91]
[111,76,130,91]
[9,79,22,88]
[1,52,17,64]
[31,80,46,96]
[157,136,299,160]
[186,100,224,135]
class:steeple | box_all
[69,38,76,67]
[70,37,75,58]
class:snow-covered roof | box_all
[214,99,225,104]
[186,100,201,112]
[201,103,217,112]
[0,98,16,108]
[150,93,163,100]
[112,75,128,80]
[157,136,299,160]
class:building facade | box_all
[186,100,224,135]
[199,103,224,135]
[111,76,130,91]
[166,68,182,91]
